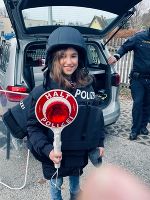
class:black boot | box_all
[129,132,137,140]
[140,127,149,135]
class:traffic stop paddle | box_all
[35,89,78,168]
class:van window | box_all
[87,44,100,65]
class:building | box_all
[0,16,13,35]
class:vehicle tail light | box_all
[111,73,120,86]
[6,85,28,102]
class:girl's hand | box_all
[49,150,62,164]
[99,147,104,157]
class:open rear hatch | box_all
[3,0,142,42]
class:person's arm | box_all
[108,35,136,65]
[27,98,62,165]
[116,35,136,58]
[27,99,53,159]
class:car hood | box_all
[4,0,141,40]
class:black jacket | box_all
[27,77,105,179]
[116,30,150,74]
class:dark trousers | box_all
[130,78,150,133]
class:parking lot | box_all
[0,88,150,200]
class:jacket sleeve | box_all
[116,35,136,58]
[98,110,105,147]
[27,98,53,158]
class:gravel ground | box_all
[0,134,150,200]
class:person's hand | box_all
[78,165,150,200]
[108,56,117,65]
[99,147,104,157]
[49,149,62,164]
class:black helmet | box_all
[45,27,87,69]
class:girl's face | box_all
[59,48,78,76]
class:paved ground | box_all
[0,89,150,199]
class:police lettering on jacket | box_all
[74,88,95,101]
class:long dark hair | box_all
[48,47,92,89]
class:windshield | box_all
[22,6,118,30]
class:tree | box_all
[130,1,145,30]
[141,9,150,28]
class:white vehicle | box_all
[0,0,141,126]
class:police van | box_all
[0,0,141,126]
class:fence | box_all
[106,38,133,85]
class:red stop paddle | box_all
[35,89,78,168]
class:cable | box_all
[50,168,61,190]
[0,149,30,190]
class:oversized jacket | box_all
[27,76,105,179]
[116,30,150,74]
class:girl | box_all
[27,26,105,200]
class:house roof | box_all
[89,16,110,29]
